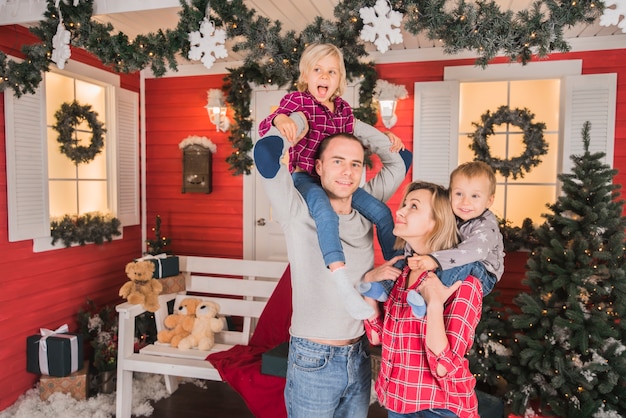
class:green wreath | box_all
[53,101,106,165]
[469,106,548,179]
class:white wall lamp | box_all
[205,89,230,132]
[373,80,408,129]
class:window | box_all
[412,60,616,227]
[4,59,139,250]
[46,72,109,217]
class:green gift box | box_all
[27,326,84,377]
[261,342,289,378]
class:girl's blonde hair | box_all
[394,181,459,252]
[296,43,347,99]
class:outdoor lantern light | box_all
[373,80,408,130]
[205,89,230,132]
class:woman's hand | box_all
[418,272,462,307]
[362,255,404,283]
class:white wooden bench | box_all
[115,256,288,418]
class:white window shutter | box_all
[561,73,617,174]
[4,88,50,241]
[412,81,460,186]
[116,88,139,226]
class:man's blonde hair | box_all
[394,181,459,252]
[296,43,347,99]
[450,161,497,196]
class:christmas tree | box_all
[505,122,626,417]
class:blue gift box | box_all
[26,327,84,377]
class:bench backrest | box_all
[155,256,288,346]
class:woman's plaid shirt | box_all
[365,268,482,417]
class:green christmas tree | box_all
[505,122,626,417]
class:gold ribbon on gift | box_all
[136,253,168,277]
[38,323,79,375]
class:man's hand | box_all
[407,254,437,271]
[384,131,405,152]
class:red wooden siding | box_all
[145,75,244,258]
[0,26,143,410]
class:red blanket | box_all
[207,265,291,418]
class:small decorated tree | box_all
[145,215,171,255]
[505,122,626,417]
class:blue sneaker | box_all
[358,281,388,302]
[407,290,426,318]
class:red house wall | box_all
[0,26,143,410]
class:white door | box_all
[249,85,359,262]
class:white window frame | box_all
[413,60,617,202]
[4,59,140,251]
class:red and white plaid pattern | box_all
[365,269,482,417]
[258,91,355,175]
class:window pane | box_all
[459,82,507,133]
[510,79,560,131]
[78,152,107,179]
[504,184,555,226]
[48,127,79,178]
[507,133,559,184]
[78,181,108,214]
[45,73,74,123]
[49,180,77,217]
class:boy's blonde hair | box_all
[394,181,459,252]
[296,43,347,99]
[450,161,497,196]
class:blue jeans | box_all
[388,409,458,418]
[437,261,497,296]
[285,336,371,418]
[293,172,397,265]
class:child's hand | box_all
[274,114,301,144]
[384,131,405,152]
[407,255,437,271]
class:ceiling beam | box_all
[0,0,180,25]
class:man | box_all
[253,112,411,417]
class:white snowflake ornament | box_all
[188,17,228,70]
[51,18,71,69]
[359,0,404,54]
[599,0,626,33]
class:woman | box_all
[363,181,483,418]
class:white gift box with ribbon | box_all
[26,323,83,377]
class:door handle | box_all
[256,218,266,226]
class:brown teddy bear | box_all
[157,297,201,348]
[178,300,225,351]
[119,260,163,312]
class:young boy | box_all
[361,161,505,317]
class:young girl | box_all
[362,181,482,417]
[258,43,405,320]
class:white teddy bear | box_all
[178,300,225,350]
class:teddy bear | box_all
[156,297,201,348]
[119,260,163,312]
[178,300,225,351]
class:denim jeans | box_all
[437,261,497,296]
[285,336,371,418]
[387,408,458,418]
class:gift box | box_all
[39,361,89,401]
[159,273,186,294]
[27,325,84,377]
[136,254,180,278]
[261,342,289,377]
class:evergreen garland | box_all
[53,101,106,164]
[0,0,604,174]
[469,105,548,179]
[50,212,121,247]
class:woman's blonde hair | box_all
[296,43,347,99]
[394,181,459,252]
